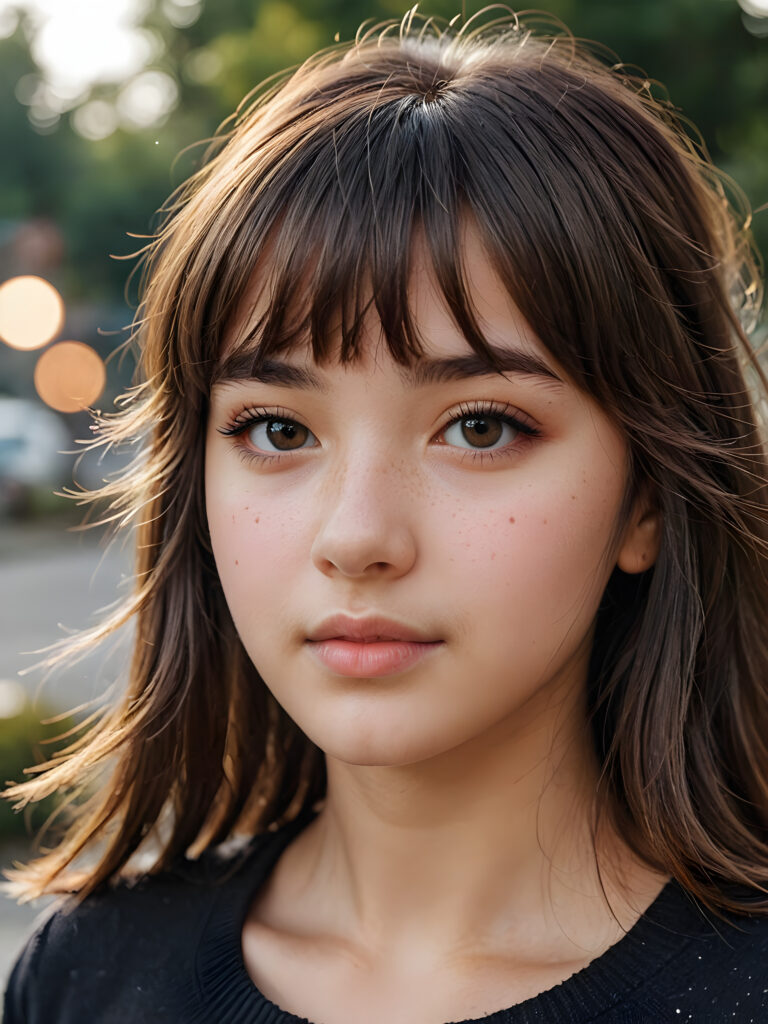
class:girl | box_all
[4,6,768,1022]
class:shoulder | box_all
[638,885,768,1021]
[2,837,261,1024]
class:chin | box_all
[304,719,470,769]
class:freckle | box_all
[542,519,548,525]
[235,560,239,566]
[509,516,515,524]
[570,494,576,500]
[254,516,260,524]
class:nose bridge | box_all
[322,431,415,509]
[309,434,422,576]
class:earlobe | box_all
[616,504,662,574]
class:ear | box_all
[616,485,662,574]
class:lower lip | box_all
[306,639,443,677]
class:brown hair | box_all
[4,7,768,918]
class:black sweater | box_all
[4,804,768,1023]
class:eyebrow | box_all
[211,343,565,392]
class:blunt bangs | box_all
[202,77,517,383]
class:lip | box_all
[306,638,444,677]
[306,612,441,644]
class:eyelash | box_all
[216,400,542,468]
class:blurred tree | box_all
[1,0,766,311]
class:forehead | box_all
[213,227,568,394]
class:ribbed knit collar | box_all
[193,806,715,1024]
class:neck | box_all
[260,681,668,968]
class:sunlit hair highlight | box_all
[3,6,768,918]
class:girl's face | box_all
[205,230,654,767]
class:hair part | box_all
[4,7,768,918]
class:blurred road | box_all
[0,519,134,1004]
[0,519,134,709]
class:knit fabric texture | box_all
[5,805,768,1023]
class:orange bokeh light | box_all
[0,275,65,350]
[34,341,106,413]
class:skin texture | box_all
[204,229,665,1022]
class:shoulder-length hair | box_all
[4,7,768,916]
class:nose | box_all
[309,451,418,579]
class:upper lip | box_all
[307,613,441,643]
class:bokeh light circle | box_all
[34,341,106,413]
[0,275,64,350]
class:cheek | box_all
[449,454,624,640]
[207,507,304,611]
[204,446,303,628]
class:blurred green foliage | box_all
[0,702,77,840]
[1,0,766,310]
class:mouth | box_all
[305,636,444,677]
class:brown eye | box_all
[454,415,505,449]
[246,417,313,453]
[442,413,517,451]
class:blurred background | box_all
[0,0,767,997]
